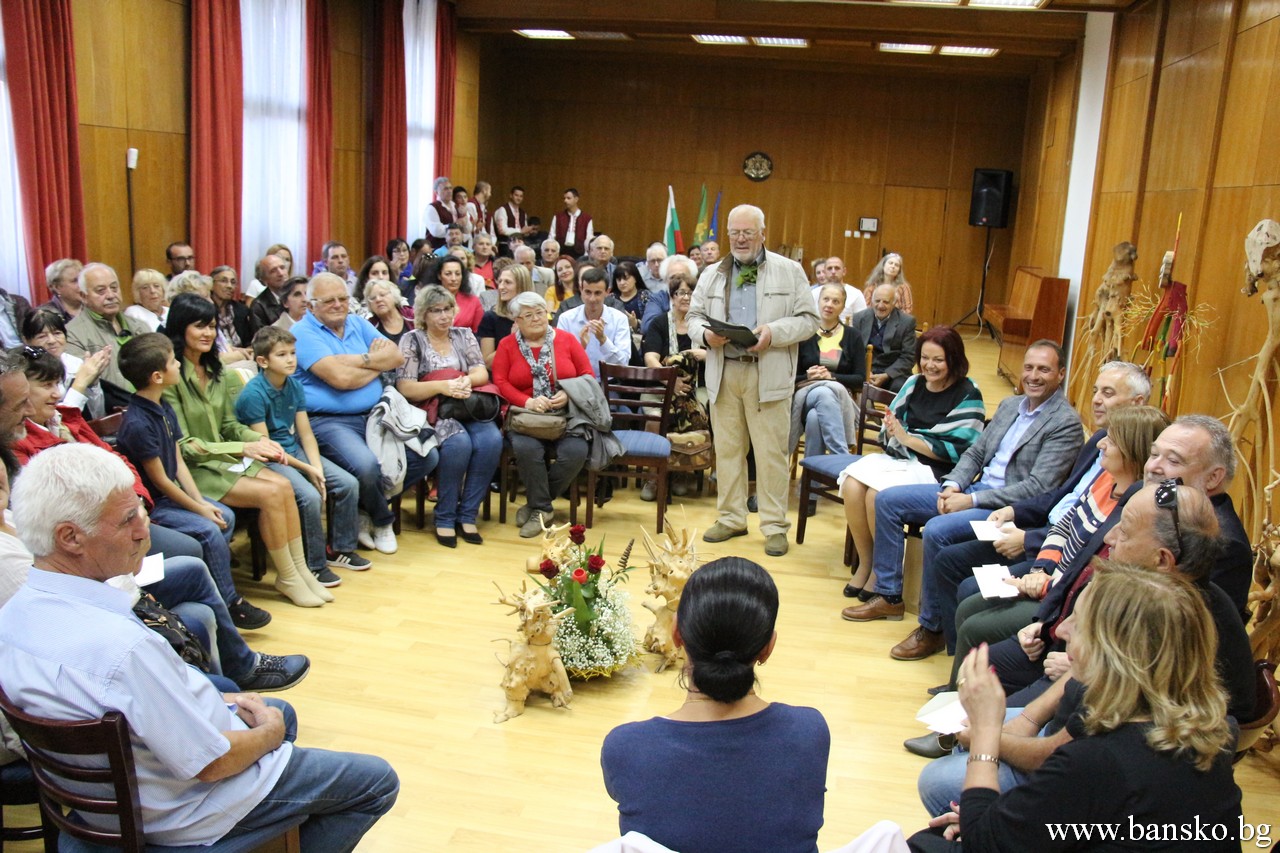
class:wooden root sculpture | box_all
[523,518,574,574]
[1089,241,1139,362]
[1230,220,1280,445]
[640,521,700,672]
[493,581,573,723]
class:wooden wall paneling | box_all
[330,14,365,259]
[1218,18,1280,187]
[881,186,947,327]
[1112,0,1162,87]
[1096,76,1155,193]
[72,0,129,128]
[1076,191,1139,317]
[1240,0,1280,30]
[332,150,366,260]
[451,32,481,190]
[1162,0,1235,63]
[1144,43,1228,192]
[1008,62,1053,278]
[123,0,187,134]
[329,0,363,56]
[79,126,132,281]
[128,130,189,275]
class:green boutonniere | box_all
[734,264,758,288]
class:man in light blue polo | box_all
[292,273,436,554]
[0,444,398,851]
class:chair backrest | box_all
[598,363,679,436]
[1242,660,1279,730]
[87,412,125,440]
[854,384,897,455]
[0,683,145,848]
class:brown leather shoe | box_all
[841,595,905,622]
[891,626,946,661]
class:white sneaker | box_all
[373,524,398,554]
[357,513,375,550]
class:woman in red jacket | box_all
[492,291,594,537]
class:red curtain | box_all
[306,0,332,261]
[3,0,87,303]
[189,0,243,273]
[368,0,408,256]
[433,0,456,179]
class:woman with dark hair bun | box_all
[601,557,829,853]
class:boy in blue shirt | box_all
[116,333,271,630]
[235,327,369,584]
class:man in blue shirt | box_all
[292,274,436,555]
[0,444,398,851]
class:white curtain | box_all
[240,0,307,282]
[403,0,438,243]
[0,9,31,298]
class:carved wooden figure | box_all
[1231,219,1280,443]
[1086,241,1139,362]
[493,582,574,723]
[640,522,699,672]
[523,518,574,574]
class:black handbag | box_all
[438,390,501,422]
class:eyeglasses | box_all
[1154,477,1183,553]
[518,310,548,321]
[727,229,759,240]
[214,277,238,285]
[426,306,455,316]
[310,296,347,308]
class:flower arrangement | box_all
[532,524,638,679]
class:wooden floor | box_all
[7,338,1279,851]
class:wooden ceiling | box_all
[456,0,1138,77]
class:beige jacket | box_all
[687,250,818,404]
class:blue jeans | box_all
[223,712,399,853]
[918,708,1031,817]
[311,414,436,527]
[802,384,848,457]
[268,452,360,571]
[148,498,238,606]
[145,555,258,683]
[434,421,502,529]
[148,523,203,561]
[172,602,221,674]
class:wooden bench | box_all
[988,265,1069,386]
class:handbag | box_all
[439,388,501,422]
[505,406,568,440]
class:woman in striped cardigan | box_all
[840,326,986,601]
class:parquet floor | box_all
[6,338,1278,851]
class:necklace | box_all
[819,322,841,335]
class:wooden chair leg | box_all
[583,472,594,528]
[796,470,813,545]
[416,479,427,529]
[391,495,402,536]
[655,467,668,534]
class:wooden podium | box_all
[986,265,1070,387]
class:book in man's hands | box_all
[705,317,759,348]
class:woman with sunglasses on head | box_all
[601,557,829,853]
[21,311,110,419]
[908,564,1242,852]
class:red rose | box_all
[587,554,606,573]
[569,525,587,544]
[539,560,559,579]
[572,568,589,584]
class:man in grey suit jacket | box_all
[851,285,916,392]
[842,340,1084,632]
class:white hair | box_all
[509,291,548,316]
[659,255,698,283]
[77,262,117,294]
[13,444,136,558]
[541,239,560,252]
[434,176,452,194]
[514,245,536,262]
[646,243,668,261]
[1098,360,1152,402]
[306,272,347,300]
[46,258,82,288]
[165,270,210,303]
[727,204,766,230]
[364,279,406,308]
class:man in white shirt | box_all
[550,188,595,254]
[424,176,455,250]
[493,186,535,253]
[465,180,495,247]
[555,267,630,376]
[810,255,865,324]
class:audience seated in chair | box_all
[0,444,398,852]
[792,283,867,459]
[850,284,917,394]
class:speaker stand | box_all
[955,225,994,339]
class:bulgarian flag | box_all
[664,186,684,255]
[693,184,710,244]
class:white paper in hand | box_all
[973,564,1020,599]
[135,552,166,586]
[969,520,1008,542]
[916,691,969,735]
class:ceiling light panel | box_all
[751,37,809,48]
[939,46,1000,57]
[967,0,1046,8]
[572,31,630,41]
[692,34,750,45]
[878,43,936,54]
[516,29,573,39]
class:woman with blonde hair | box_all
[910,564,1241,851]
[126,268,169,331]
[863,252,914,314]
[478,262,534,368]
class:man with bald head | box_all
[291,273,437,556]
[850,283,916,392]
[515,244,553,291]
[688,204,818,557]
[248,253,292,336]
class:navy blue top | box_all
[601,703,829,853]
[117,394,183,500]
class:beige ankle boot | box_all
[270,547,325,607]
